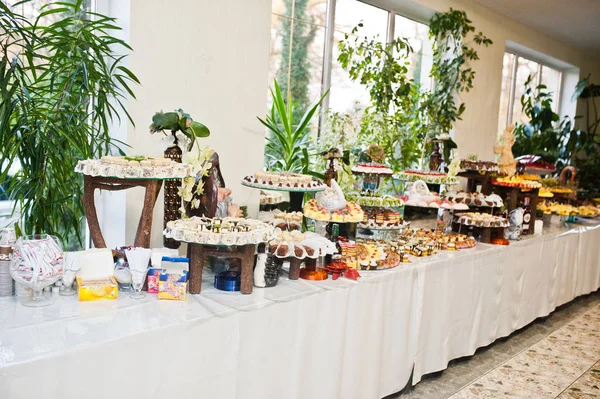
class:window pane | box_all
[334,0,389,37]
[394,14,433,91]
[272,0,327,24]
[541,65,562,112]
[5,0,81,25]
[329,0,389,113]
[512,57,540,125]
[267,2,326,112]
[497,53,516,133]
[266,0,327,166]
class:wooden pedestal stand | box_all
[457,170,496,195]
[188,244,256,294]
[451,223,505,244]
[83,175,162,248]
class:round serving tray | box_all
[304,215,361,224]
[357,223,408,231]
[241,180,326,193]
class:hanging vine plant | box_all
[426,8,493,140]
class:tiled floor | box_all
[393,290,600,399]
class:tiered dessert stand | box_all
[351,163,406,241]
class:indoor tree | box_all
[0,0,139,248]
[511,74,567,166]
[337,23,420,173]
[336,9,492,173]
[569,77,600,194]
[422,8,492,162]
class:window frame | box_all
[503,51,564,127]
[270,0,433,136]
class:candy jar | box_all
[10,234,64,307]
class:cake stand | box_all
[164,217,273,294]
[241,180,326,212]
[351,164,394,192]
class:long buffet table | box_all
[1,222,599,399]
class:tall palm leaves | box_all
[0,0,139,248]
[258,80,327,173]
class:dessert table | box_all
[1,222,599,399]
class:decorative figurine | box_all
[429,142,443,172]
[495,124,517,177]
[321,148,342,187]
[506,207,524,240]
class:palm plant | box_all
[258,79,328,176]
[0,0,139,248]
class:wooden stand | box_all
[188,243,256,294]
[452,223,505,244]
[83,175,162,248]
[457,170,496,195]
[288,257,302,280]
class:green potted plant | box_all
[258,79,328,209]
[0,1,139,249]
[258,79,328,176]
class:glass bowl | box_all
[10,234,64,307]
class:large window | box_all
[268,0,433,124]
[497,52,563,134]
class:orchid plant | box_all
[149,109,212,215]
[178,147,214,214]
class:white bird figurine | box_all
[315,179,347,212]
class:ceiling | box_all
[474,0,600,56]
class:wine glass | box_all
[130,269,148,299]
[60,252,80,296]
[125,247,151,300]
[10,234,64,307]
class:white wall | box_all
[122,0,272,247]
[106,0,600,248]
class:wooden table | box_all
[83,175,163,248]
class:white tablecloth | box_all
[1,223,599,399]
[412,223,600,384]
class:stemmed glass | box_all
[125,248,152,300]
[130,269,148,299]
[60,252,80,296]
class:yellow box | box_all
[76,276,118,301]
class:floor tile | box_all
[568,368,600,396]
[482,367,563,398]
[547,325,600,347]
[527,339,600,363]
[566,312,600,331]
[507,350,591,380]
[456,378,536,398]
[557,388,599,398]
[393,293,600,399]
